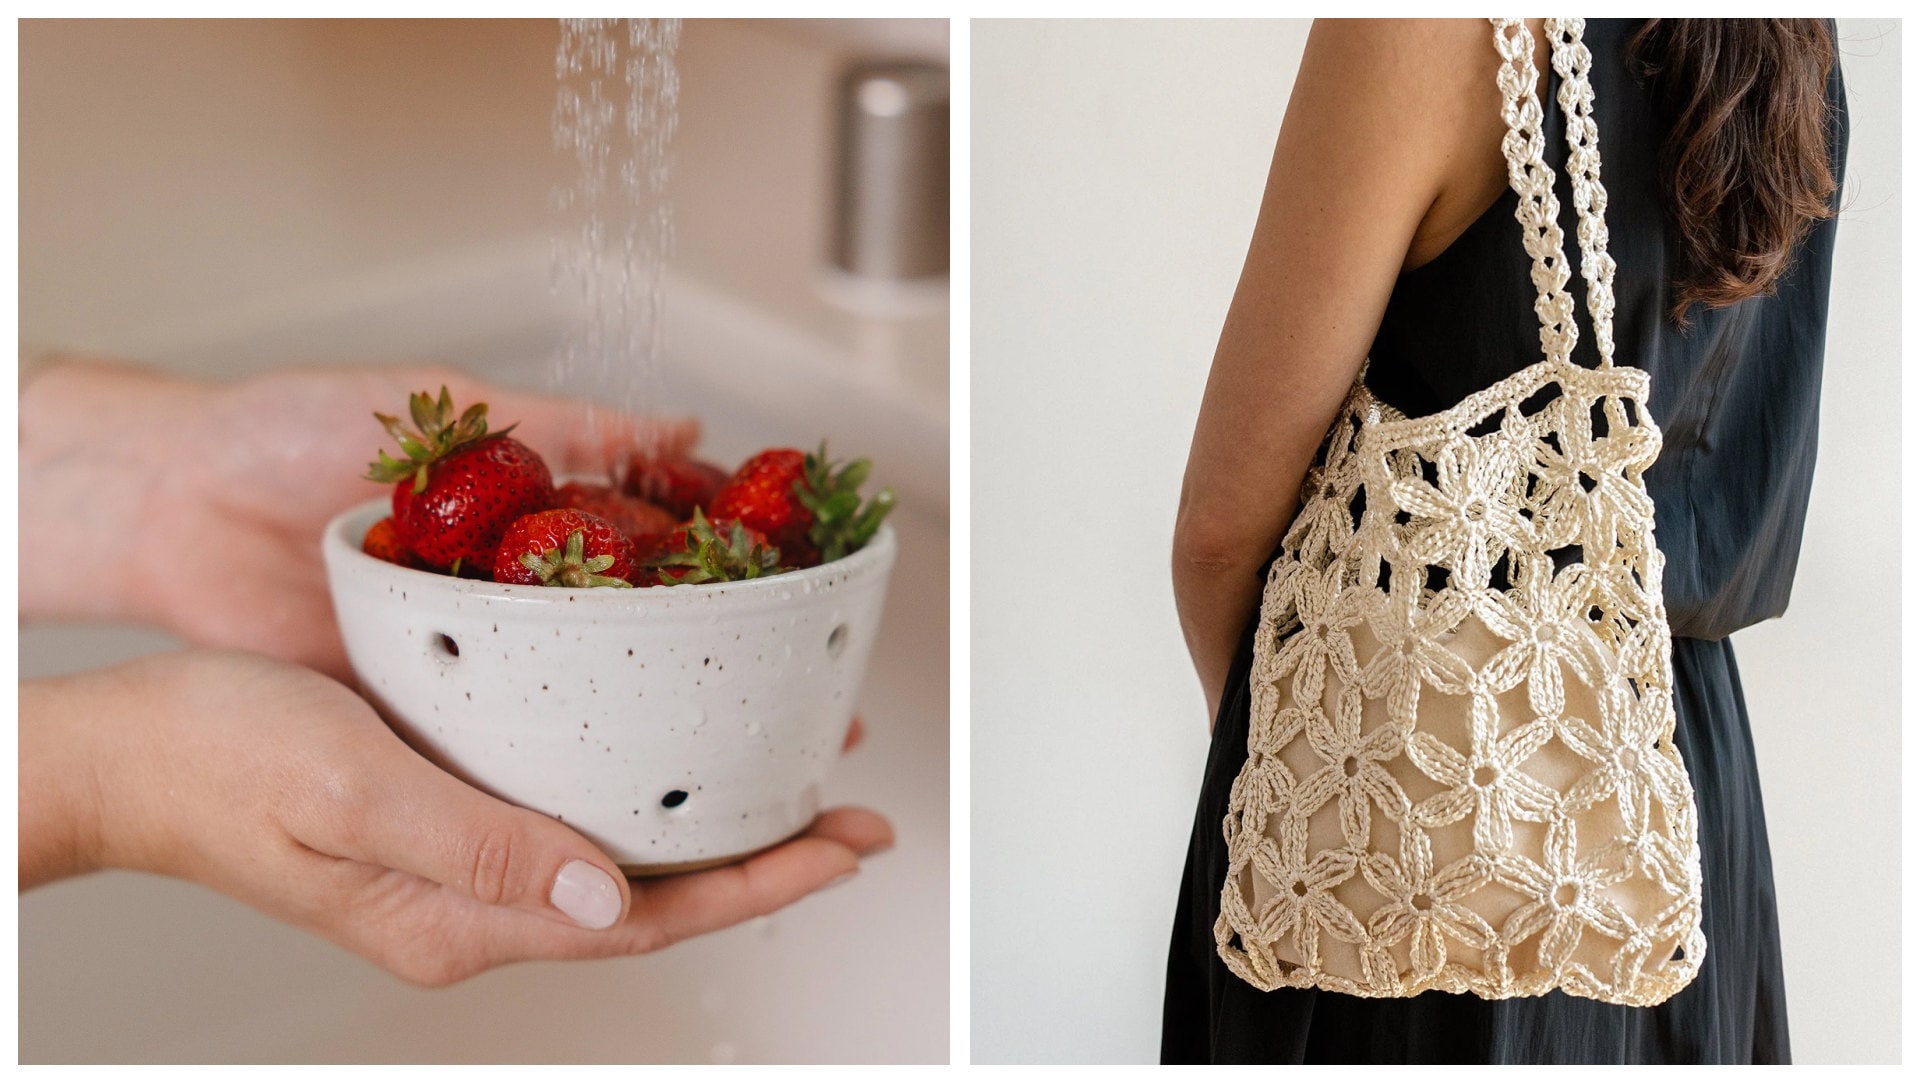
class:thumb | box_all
[317,736,633,931]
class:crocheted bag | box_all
[1214,18,1705,1006]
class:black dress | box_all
[1161,20,1847,1065]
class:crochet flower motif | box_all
[1496,818,1634,974]
[1391,437,1534,590]
[1360,567,1475,729]
[1529,395,1656,549]
[1477,555,1604,718]
[1557,685,1693,851]
[1360,827,1496,980]
[1287,465,1359,566]
[1269,560,1363,710]
[1250,832,1366,972]
[1406,710,1557,853]
[1291,688,1411,847]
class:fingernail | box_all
[822,868,860,891]
[863,839,894,857]
[550,860,622,930]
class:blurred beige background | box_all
[19,18,948,1064]
[971,18,1900,1065]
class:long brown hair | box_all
[1627,19,1839,324]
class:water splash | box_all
[550,18,681,462]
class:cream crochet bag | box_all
[1214,18,1705,1006]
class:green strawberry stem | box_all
[519,529,634,589]
[798,441,896,563]
[364,385,517,493]
[645,508,789,585]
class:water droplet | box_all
[745,720,762,737]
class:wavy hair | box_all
[1628,19,1840,324]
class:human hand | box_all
[19,357,694,681]
[22,649,890,986]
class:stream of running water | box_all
[550,17,681,461]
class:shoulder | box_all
[1288,20,1523,171]
[1296,18,1516,117]
[1287,20,1528,267]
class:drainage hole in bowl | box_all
[434,633,461,660]
[826,624,849,659]
[661,789,690,810]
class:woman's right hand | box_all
[21,649,891,987]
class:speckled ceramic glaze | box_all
[322,497,896,874]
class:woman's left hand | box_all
[21,358,694,681]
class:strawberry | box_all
[361,517,426,569]
[365,387,555,572]
[707,449,809,553]
[492,509,637,588]
[621,452,728,519]
[707,443,896,568]
[645,508,787,586]
[555,481,679,551]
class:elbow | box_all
[1170,510,1260,586]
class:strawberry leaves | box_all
[646,509,788,586]
[519,528,635,589]
[799,441,896,563]
[364,386,513,493]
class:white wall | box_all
[970,18,1900,1065]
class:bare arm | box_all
[1172,19,1524,721]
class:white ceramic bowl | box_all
[322,497,896,874]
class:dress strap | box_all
[1491,18,1617,370]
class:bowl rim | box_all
[322,494,897,604]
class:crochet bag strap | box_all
[1492,17,1618,372]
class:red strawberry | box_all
[707,443,896,568]
[361,517,426,569]
[644,508,786,586]
[622,452,728,519]
[492,509,637,588]
[555,481,679,551]
[365,387,555,572]
[707,449,810,552]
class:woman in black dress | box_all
[1164,19,1845,1064]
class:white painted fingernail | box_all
[550,860,621,929]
